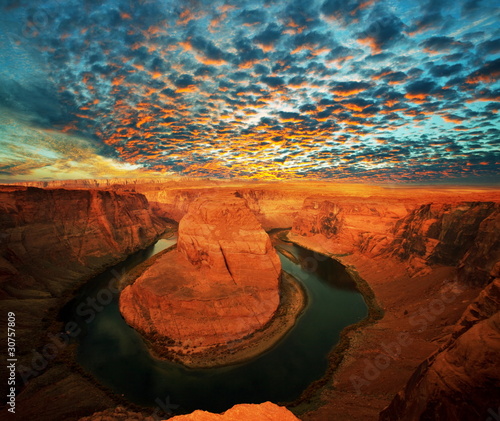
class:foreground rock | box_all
[379,279,500,420]
[120,194,284,364]
[169,402,300,421]
[78,402,299,421]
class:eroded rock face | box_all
[379,310,500,421]
[0,186,164,298]
[291,198,500,285]
[120,194,281,350]
[388,202,500,284]
[0,186,165,411]
[0,186,164,354]
[291,196,407,255]
[379,276,500,421]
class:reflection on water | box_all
[61,235,367,414]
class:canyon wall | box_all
[3,182,499,420]
[380,279,500,421]
[291,195,500,421]
[0,186,165,357]
[11,179,330,230]
[120,194,281,354]
[130,186,306,230]
[290,195,410,261]
[291,197,499,285]
[387,202,499,285]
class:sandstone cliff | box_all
[0,185,166,420]
[290,195,500,421]
[379,280,500,421]
[0,185,165,365]
[291,195,408,256]
[168,401,299,420]
[291,197,499,285]
[120,194,281,356]
[0,186,164,298]
[388,202,499,284]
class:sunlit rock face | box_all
[0,186,164,355]
[290,195,408,256]
[0,187,164,295]
[388,202,500,284]
[119,194,281,349]
[77,402,300,421]
[168,401,300,421]
[291,197,499,285]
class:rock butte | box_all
[119,194,281,354]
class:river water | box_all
[60,235,367,414]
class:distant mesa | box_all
[119,193,289,365]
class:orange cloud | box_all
[358,36,380,53]
[405,93,430,103]
[332,88,367,97]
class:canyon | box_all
[1,179,499,421]
[0,185,166,420]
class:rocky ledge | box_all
[78,402,300,421]
[120,194,305,366]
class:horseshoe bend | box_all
[0,180,499,421]
[119,194,306,367]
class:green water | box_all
[60,236,367,414]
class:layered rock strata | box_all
[380,288,500,421]
[386,202,499,284]
[0,185,165,420]
[289,195,500,421]
[0,186,164,343]
[120,194,281,357]
[291,197,499,285]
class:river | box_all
[59,234,367,414]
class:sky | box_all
[0,0,499,182]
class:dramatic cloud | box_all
[358,14,406,53]
[0,0,498,182]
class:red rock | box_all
[0,185,165,393]
[0,186,164,297]
[291,197,500,285]
[379,311,500,421]
[168,402,299,421]
[120,194,281,351]
[77,402,299,421]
